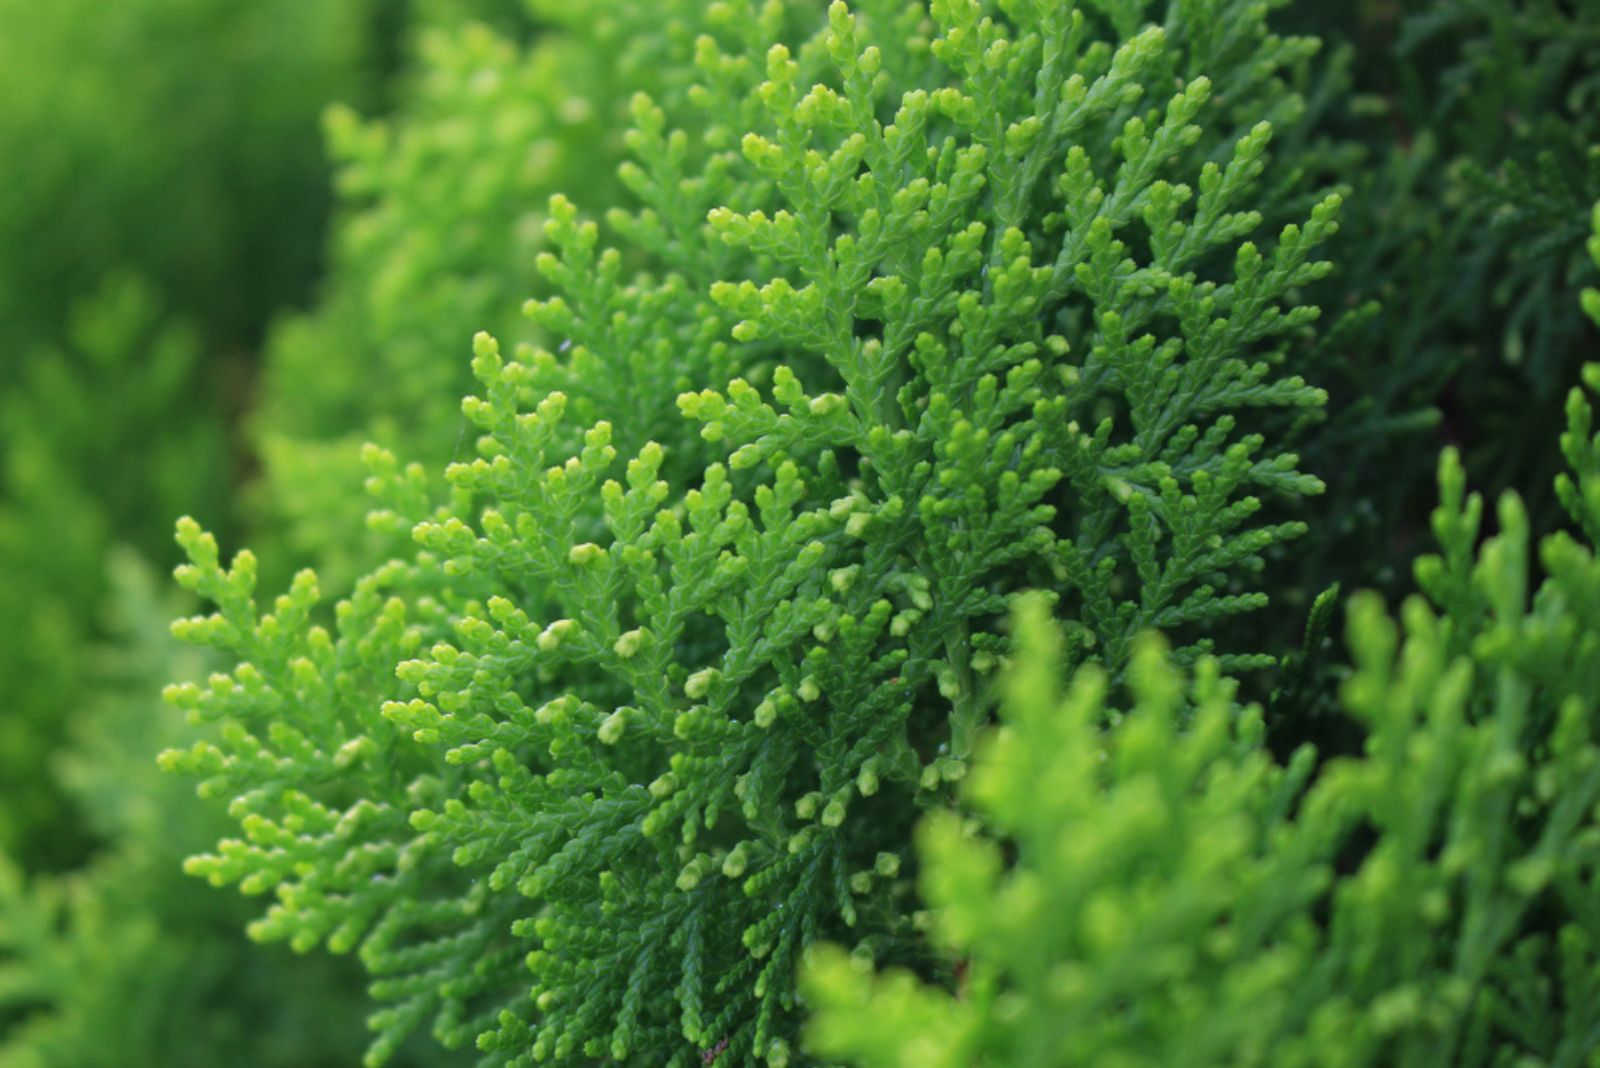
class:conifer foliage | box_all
[162,1,1345,1062]
[802,208,1600,1067]
[806,369,1600,1067]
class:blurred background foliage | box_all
[0,0,377,363]
[0,0,1596,1063]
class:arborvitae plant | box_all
[0,5,517,1052]
[0,554,436,1068]
[1278,0,1600,608]
[1341,0,1600,400]
[163,1,1344,1062]
[0,0,421,871]
[254,1,727,584]
[804,348,1600,1065]
[1392,0,1600,508]
[1405,0,1600,366]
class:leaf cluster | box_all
[163,1,1348,1063]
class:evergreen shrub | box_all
[0,1,1589,1065]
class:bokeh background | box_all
[0,0,1596,1064]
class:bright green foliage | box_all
[0,278,229,866]
[807,605,1314,1066]
[253,2,717,581]
[0,0,1572,1062]
[0,554,436,1068]
[0,0,410,874]
[807,353,1600,1064]
[165,1,1343,1062]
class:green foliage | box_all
[0,554,432,1068]
[0,0,386,358]
[1396,0,1600,497]
[805,355,1600,1065]
[1587,202,1600,330]
[0,0,466,1055]
[164,1,1346,1062]
[1276,0,1600,615]
[1352,0,1600,389]
[0,278,228,865]
[0,0,406,875]
[0,0,1586,1061]
[252,1,718,581]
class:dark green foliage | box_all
[1400,0,1600,504]
[1275,0,1600,613]
[807,354,1600,1064]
